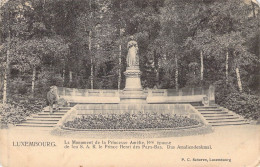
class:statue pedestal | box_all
[120,67,147,103]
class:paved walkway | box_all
[0,125,259,167]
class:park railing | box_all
[57,85,215,104]
[57,86,214,97]
[144,87,209,97]
[57,87,121,97]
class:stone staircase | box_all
[16,107,72,128]
[194,105,250,126]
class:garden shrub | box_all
[9,78,29,95]
[219,92,260,120]
[0,104,26,125]
[215,80,260,120]
[0,95,46,126]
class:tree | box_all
[1,0,70,98]
[10,36,69,95]
[184,0,259,92]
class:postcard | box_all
[0,0,259,166]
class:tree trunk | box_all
[259,31,260,61]
[118,2,123,90]
[69,71,73,83]
[90,53,93,90]
[90,55,94,89]
[62,69,65,86]
[0,73,3,91]
[89,0,94,90]
[154,50,159,88]
[118,43,122,90]
[234,51,242,92]
[225,50,229,85]
[3,49,9,104]
[200,50,203,81]
[236,67,243,92]
[3,70,7,104]
[31,67,36,97]
[3,36,10,104]
[156,69,159,88]
[88,30,93,89]
[175,55,178,90]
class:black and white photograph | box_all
[0,0,259,166]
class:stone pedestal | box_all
[120,67,147,103]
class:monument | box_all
[120,36,147,103]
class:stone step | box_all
[59,107,72,110]
[43,110,68,113]
[27,118,60,121]
[194,106,219,109]
[205,116,240,120]
[16,124,55,127]
[80,107,156,109]
[197,109,222,111]
[15,106,70,128]
[59,109,71,111]
[194,105,249,127]
[211,122,250,126]
[208,119,245,124]
[200,111,229,114]
[32,116,63,119]
[38,113,65,116]
[20,121,58,124]
[203,114,235,117]
[14,126,53,130]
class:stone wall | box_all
[56,85,215,104]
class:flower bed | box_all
[64,112,200,130]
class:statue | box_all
[47,86,59,114]
[126,36,139,67]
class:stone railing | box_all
[57,86,214,97]
[57,85,215,104]
[145,85,215,104]
[145,87,209,96]
[57,87,121,97]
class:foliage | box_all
[0,95,45,125]
[0,0,260,122]
[1,0,259,91]
[215,79,260,120]
[0,103,26,125]
[10,36,69,71]
[215,80,237,105]
[36,70,63,97]
[64,112,200,129]
[219,92,260,120]
[9,77,29,95]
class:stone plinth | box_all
[124,67,142,90]
[120,66,147,103]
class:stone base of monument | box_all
[120,92,147,103]
[120,67,147,103]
